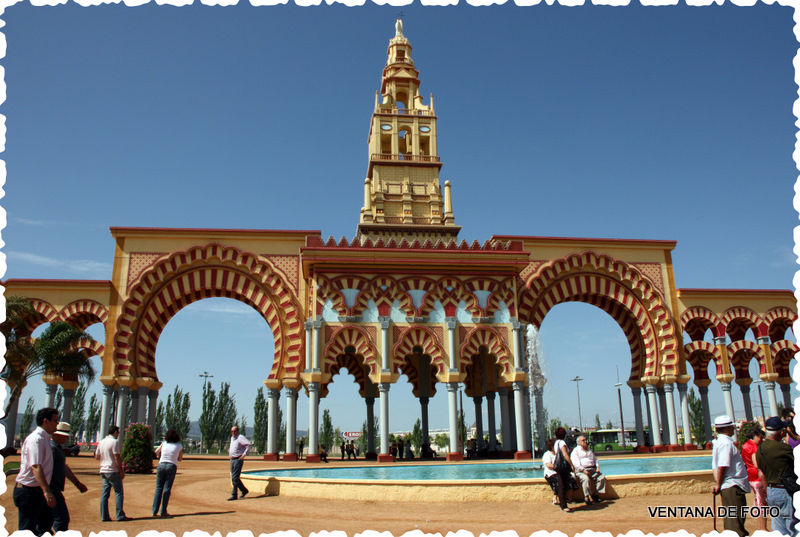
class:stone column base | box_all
[305,454,322,463]
[514,451,533,460]
[683,444,698,451]
[377,454,395,462]
[650,446,666,453]
[666,444,684,452]
[635,446,650,454]
[282,453,298,462]
[501,450,515,459]
[263,453,280,461]
[704,442,713,450]
[365,452,378,460]
[446,453,464,462]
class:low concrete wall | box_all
[241,470,713,503]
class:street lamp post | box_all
[571,376,584,432]
[753,380,766,425]
[615,366,626,450]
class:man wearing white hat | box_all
[712,414,750,537]
[38,422,87,534]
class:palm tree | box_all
[2,297,97,419]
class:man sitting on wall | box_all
[570,435,606,505]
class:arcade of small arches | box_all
[6,239,796,461]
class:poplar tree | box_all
[687,387,705,446]
[213,383,237,449]
[320,409,334,451]
[69,382,87,443]
[165,386,191,441]
[199,381,218,451]
[253,387,268,453]
[18,397,35,439]
[85,393,101,443]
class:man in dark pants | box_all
[757,416,797,537]
[228,426,251,501]
[13,407,59,535]
[711,415,750,537]
[38,422,88,533]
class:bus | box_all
[588,429,643,452]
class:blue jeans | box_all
[152,462,177,515]
[766,486,798,536]
[100,472,125,521]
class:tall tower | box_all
[357,20,459,243]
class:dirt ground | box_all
[1,454,768,536]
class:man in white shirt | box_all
[712,415,750,537]
[13,407,59,535]
[570,435,606,504]
[95,426,131,522]
[228,426,251,501]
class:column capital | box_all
[313,320,323,329]
[379,317,390,329]
[445,318,457,330]
[511,381,524,391]
[676,382,688,394]
[485,391,496,401]
[267,388,282,398]
[511,322,523,332]
[763,381,776,390]
[498,387,509,396]
[698,385,709,395]
[663,383,674,394]
[738,384,751,394]
[119,385,132,395]
[305,320,314,330]
[103,385,115,395]
[756,336,771,345]
[713,336,727,346]
[307,382,320,393]
[378,382,391,393]
[630,386,642,396]
[285,386,299,399]
[148,389,159,400]
[446,382,459,393]
[472,396,483,405]
[365,396,375,406]
[419,396,429,405]
[645,384,657,395]
[720,382,732,392]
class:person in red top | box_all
[741,427,767,532]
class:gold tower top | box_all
[357,21,459,243]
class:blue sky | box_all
[1,1,797,438]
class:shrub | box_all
[122,423,153,474]
[737,420,762,448]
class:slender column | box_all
[305,321,313,371]
[62,388,75,423]
[720,382,735,420]
[511,323,523,370]
[136,386,149,425]
[130,389,140,423]
[473,396,484,451]
[645,385,662,446]
[115,386,130,441]
[100,385,114,439]
[307,382,320,455]
[764,381,779,417]
[45,384,58,408]
[446,319,457,371]
[5,396,20,449]
[420,396,430,446]
[147,390,159,430]
[657,386,668,441]
[507,390,517,451]
[523,386,532,451]
[631,387,645,449]
[498,387,511,452]
[380,318,391,370]
[512,381,529,457]
[312,321,323,370]
[780,383,793,408]
[663,384,679,445]
[644,389,654,444]
[677,383,692,445]
[267,388,280,455]
[379,383,391,456]
[447,382,460,455]
[738,384,753,421]
[486,391,497,451]
[285,387,298,458]
[365,397,376,455]
[698,385,712,443]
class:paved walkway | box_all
[1,453,764,535]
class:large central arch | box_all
[113,243,305,384]
[518,251,679,383]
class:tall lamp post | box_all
[199,371,214,452]
[615,366,626,450]
[753,379,766,425]
[571,376,584,432]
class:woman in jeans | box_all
[152,429,183,517]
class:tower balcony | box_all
[375,108,435,117]
[370,153,440,163]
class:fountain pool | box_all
[241,454,714,502]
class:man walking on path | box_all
[711,414,750,537]
[13,407,59,535]
[38,422,87,533]
[96,425,130,522]
[757,416,797,537]
[228,426,251,501]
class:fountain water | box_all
[525,324,547,453]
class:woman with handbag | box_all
[543,438,578,507]
[553,427,577,512]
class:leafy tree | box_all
[69,382,88,443]
[154,400,166,441]
[434,433,449,450]
[604,420,614,430]
[200,381,218,451]
[18,397,35,439]
[1,307,96,419]
[458,408,467,449]
[409,419,423,451]
[738,420,763,447]
[278,406,286,452]
[320,409,334,451]
[548,417,563,438]
[239,414,248,436]
[165,386,191,441]
[687,387,705,446]
[213,383,237,450]
[121,423,153,474]
[85,393,101,444]
[358,420,369,454]
[252,387,268,454]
